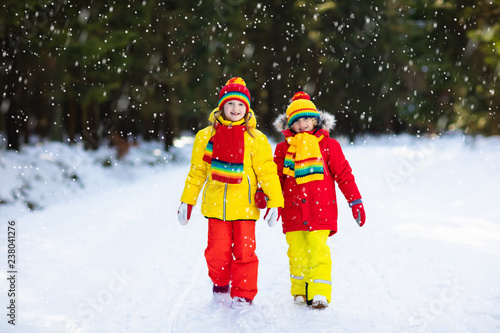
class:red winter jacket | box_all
[273,114,361,236]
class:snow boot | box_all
[311,295,328,310]
[213,284,229,294]
[293,295,306,305]
[231,296,253,308]
[212,284,231,305]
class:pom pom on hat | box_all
[218,77,251,113]
[286,91,320,128]
[292,91,310,102]
[226,77,246,86]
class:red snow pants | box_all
[204,218,258,300]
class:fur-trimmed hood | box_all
[272,110,336,133]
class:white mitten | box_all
[177,202,192,225]
[263,207,281,227]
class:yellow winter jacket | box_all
[181,109,284,221]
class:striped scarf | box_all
[203,123,245,184]
[283,132,324,184]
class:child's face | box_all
[291,117,317,133]
[222,99,246,122]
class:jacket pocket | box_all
[204,182,224,205]
[282,195,301,222]
[313,196,336,220]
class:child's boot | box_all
[212,284,230,304]
[293,295,306,305]
[311,295,328,309]
[231,296,253,308]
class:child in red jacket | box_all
[272,91,366,309]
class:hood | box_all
[273,110,336,133]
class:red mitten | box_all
[349,199,366,227]
[177,202,193,225]
[254,187,269,209]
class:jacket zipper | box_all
[247,175,252,204]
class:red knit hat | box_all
[218,77,251,113]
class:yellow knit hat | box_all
[285,91,320,128]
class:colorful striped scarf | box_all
[283,132,324,184]
[203,123,245,184]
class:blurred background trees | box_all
[1,0,499,151]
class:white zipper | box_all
[247,175,252,204]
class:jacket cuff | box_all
[348,199,363,208]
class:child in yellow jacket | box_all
[178,77,284,307]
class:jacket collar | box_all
[282,127,328,139]
[208,108,256,128]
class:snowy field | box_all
[1,133,499,333]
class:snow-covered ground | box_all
[1,133,499,332]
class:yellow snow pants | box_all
[285,230,332,303]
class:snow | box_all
[1,133,499,332]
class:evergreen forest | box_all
[1,0,499,151]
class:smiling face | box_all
[222,99,247,122]
[291,117,317,133]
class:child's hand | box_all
[349,199,366,227]
[177,202,193,225]
[264,207,281,227]
[254,187,269,209]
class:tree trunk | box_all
[82,99,99,150]
[67,98,77,144]
[5,107,20,151]
[5,53,20,150]
[163,108,175,151]
[51,103,63,142]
